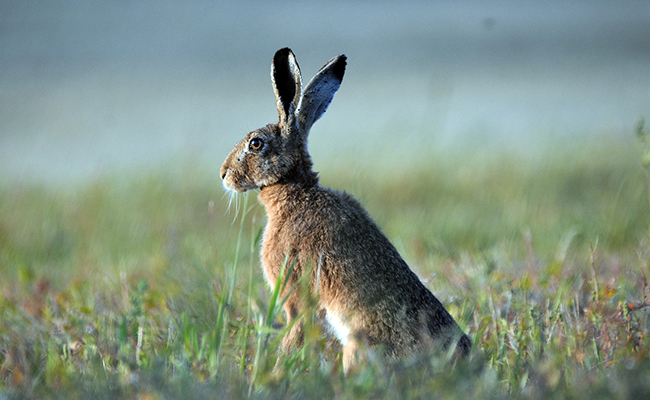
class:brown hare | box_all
[221,48,471,372]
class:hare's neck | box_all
[258,181,316,217]
[279,153,319,188]
[259,154,318,214]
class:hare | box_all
[220,48,471,372]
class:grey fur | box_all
[221,48,471,372]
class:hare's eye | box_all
[249,138,264,151]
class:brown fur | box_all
[221,48,470,372]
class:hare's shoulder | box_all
[269,184,392,255]
[268,185,377,246]
[303,186,375,227]
[303,186,397,252]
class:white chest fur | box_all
[325,309,350,346]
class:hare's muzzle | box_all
[220,161,253,193]
[220,165,236,192]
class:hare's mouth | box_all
[222,180,251,193]
[221,173,258,193]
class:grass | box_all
[2,134,650,398]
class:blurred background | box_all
[1,0,649,184]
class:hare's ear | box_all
[271,48,302,128]
[298,54,346,136]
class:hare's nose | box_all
[220,165,228,180]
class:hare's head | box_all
[221,48,346,192]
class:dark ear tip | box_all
[332,55,347,81]
[274,47,294,63]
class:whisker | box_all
[221,190,231,213]
[232,193,238,224]
[221,188,242,225]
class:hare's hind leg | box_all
[342,338,361,373]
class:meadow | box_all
[2,127,650,399]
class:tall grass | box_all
[1,137,650,398]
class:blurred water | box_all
[1,0,649,183]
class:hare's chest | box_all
[259,202,327,286]
[259,217,301,285]
[260,222,282,285]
